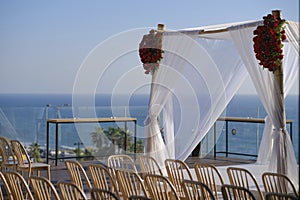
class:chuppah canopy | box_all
[142,11,299,187]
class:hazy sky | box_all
[0,0,299,94]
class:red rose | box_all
[253,14,285,72]
[139,30,164,74]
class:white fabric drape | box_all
[144,32,199,165]
[145,31,248,163]
[228,21,299,187]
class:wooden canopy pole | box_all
[272,9,287,176]
[157,23,165,32]
[146,24,165,154]
[150,24,165,82]
[272,10,284,97]
[272,10,285,130]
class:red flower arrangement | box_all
[253,14,286,72]
[139,29,163,74]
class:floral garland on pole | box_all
[139,29,164,74]
[253,13,286,72]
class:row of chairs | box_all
[0,170,123,200]
[0,137,50,180]
[1,138,298,200]
[0,169,298,200]
[65,159,149,199]
[105,154,299,200]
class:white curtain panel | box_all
[144,32,198,165]
[229,21,299,187]
[145,30,248,164]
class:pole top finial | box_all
[272,10,282,18]
[157,24,165,31]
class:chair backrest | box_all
[0,137,16,171]
[29,176,60,200]
[138,155,163,178]
[194,163,224,200]
[262,172,298,197]
[265,192,299,200]
[182,179,216,200]
[144,174,180,200]
[58,181,87,200]
[65,160,92,194]
[221,184,256,200]
[108,154,137,173]
[227,167,264,200]
[91,188,120,200]
[115,169,148,200]
[164,159,193,198]
[0,171,13,200]
[87,163,119,197]
[4,171,34,200]
[10,140,31,168]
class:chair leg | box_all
[28,168,32,179]
[47,167,51,181]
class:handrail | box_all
[211,117,293,159]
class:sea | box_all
[0,93,298,163]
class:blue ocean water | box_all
[0,93,298,162]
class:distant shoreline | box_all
[0,93,298,107]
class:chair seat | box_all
[19,162,50,170]
[11,140,51,180]
[3,160,16,166]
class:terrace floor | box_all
[3,155,268,200]
[49,155,256,184]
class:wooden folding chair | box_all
[262,172,298,198]
[265,192,299,200]
[227,167,264,200]
[194,163,224,200]
[58,181,87,200]
[4,171,34,200]
[221,184,256,200]
[29,176,60,200]
[107,154,138,197]
[107,155,137,177]
[87,163,120,197]
[115,169,148,200]
[0,137,16,172]
[10,140,50,180]
[144,174,180,200]
[165,159,193,198]
[0,171,13,200]
[65,160,92,196]
[138,155,163,178]
[90,188,120,200]
[182,179,216,200]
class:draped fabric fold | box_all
[144,70,174,166]
[145,30,248,163]
[229,22,299,187]
[144,31,197,166]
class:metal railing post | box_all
[226,120,228,158]
[213,122,216,159]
